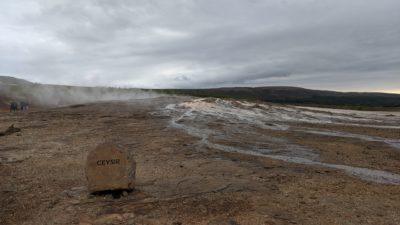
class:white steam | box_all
[0,77,162,106]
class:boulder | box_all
[0,124,21,136]
[85,143,136,193]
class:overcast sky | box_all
[1,0,399,92]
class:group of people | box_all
[10,101,29,112]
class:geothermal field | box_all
[1,96,400,224]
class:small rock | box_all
[79,214,94,225]
[94,214,123,225]
[69,199,80,205]
[122,191,129,197]
[199,204,208,214]
[122,213,135,219]
[79,223,92,225]
[208,218,240,225]
[0,124,21,136]
[161,147,174,153]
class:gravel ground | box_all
[1,96,400,225]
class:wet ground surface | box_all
[1,96,400,225]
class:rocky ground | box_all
[1,96,400,225]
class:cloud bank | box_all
[0,0,399,92]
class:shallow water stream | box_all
[164,98,400,185]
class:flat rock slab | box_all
[86,143,136,193]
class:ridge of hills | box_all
[1,76,400,109]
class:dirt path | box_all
[1,97,400,225]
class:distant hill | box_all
[0,76,32,86]
[159,87,400,108]
[0,76,29,109]
[2,76,400,109]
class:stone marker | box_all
[86,143,136,193]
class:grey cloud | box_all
[0,0,399,92]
